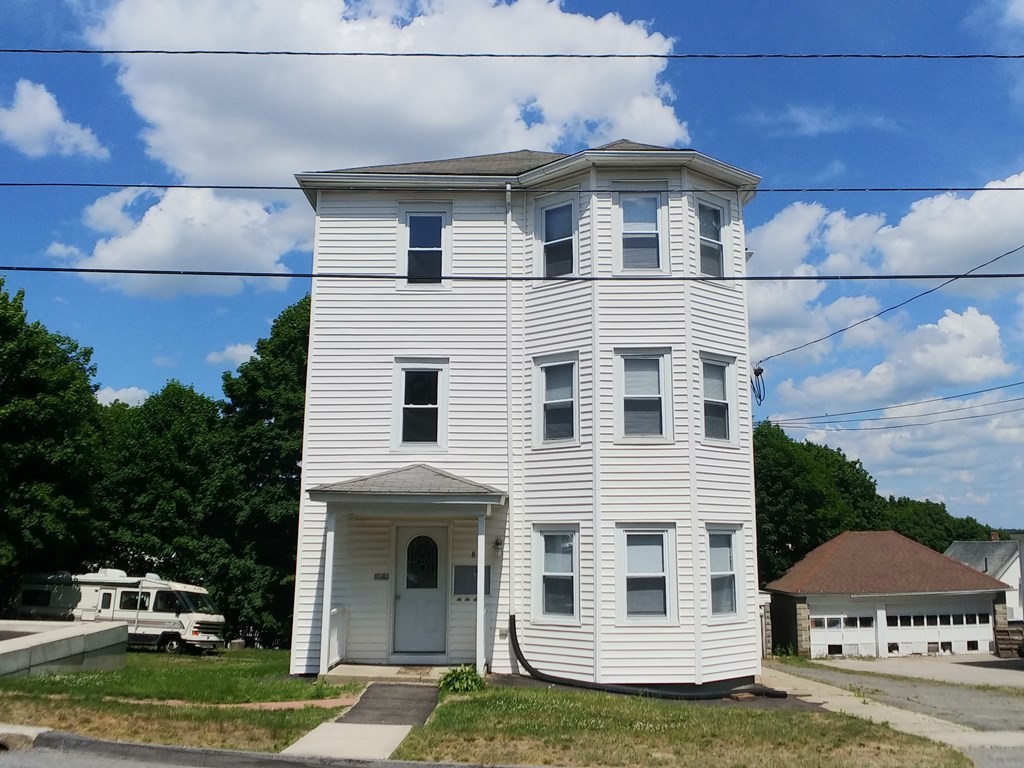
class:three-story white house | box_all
[290,140,762,689]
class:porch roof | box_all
[308,464,507,506]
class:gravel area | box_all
[766,660,1024,732]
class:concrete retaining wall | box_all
[0,620,128,677]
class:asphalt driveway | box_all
[819,654,1024,689]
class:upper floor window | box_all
[698,202,725,278]
[535,355,578,445]
[539,199,575,278]
[393,358,448,448]
[399,203,451,288]
[702,358,732,441]
[616,350,671,440]
[619,193,662,271]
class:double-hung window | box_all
[537,197,575,278]
[702,358,732,441]
[617,350,670,440]
[622,528,672,620]
[535,354,578,445]
[536,527,577,620]
[394,358,448,448]
[698,202,725,278]
[709,529,739,617]
[618,192,664,271]
[400,204,451,287]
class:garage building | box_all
[767,531,1008,658]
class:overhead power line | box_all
[757,241,1024,365]
[781,403,1024,432]
[774,395,1024,427]
[3,48,1024,60]
[764,379,1024,424]
[6,265,1024,283]
[3,181,1024,194]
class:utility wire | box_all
[3,182,1024,194]
[6,264,1024,282]
[773,395,1024,427]
[3,48,1024,59]
[760,379,1024,423]
[782,403,1024,432]
[757,241,1024,365]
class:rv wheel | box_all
[160,635,183,654]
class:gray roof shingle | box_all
[311,464,505,498]
[945,540,1021,578]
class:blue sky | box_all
[2,0,1024,528]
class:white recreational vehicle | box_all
[16,569,226,653]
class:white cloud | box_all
[206,343,256,366]
[152,355,177,368]
[65,188,308,297]
[875,173,1024,293]
[46,242,85,260]
[748,104,896,138]
[83,0,688,185]
[0,79,109,159]
[96,385,149,405]
[776,307,1014,408]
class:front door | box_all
[97,589,115,621]
[393,526,448,654]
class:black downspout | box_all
[508,615,786,701]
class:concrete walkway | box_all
[281,682,438,761]
[761,666,1024,749]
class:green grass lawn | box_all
[393,686,971,768]
[0,648,355,703]
[0,649,357,752]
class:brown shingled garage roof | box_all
[766,530,1009,596]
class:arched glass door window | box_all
[406,536,438,589]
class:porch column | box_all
[476,510,487,675]
[318,508,336,675]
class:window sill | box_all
[531,615,582,628]
[397,283,452,293]
[391,444,448,453]
[532,439,582,451]
[699,437,740,450]
[613,436,674,446]
[616,617,678,628]
[708,612,747,627]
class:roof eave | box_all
[308,489,507,506]
[295,172,519,208]
[518,149,761,201]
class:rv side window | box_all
[21,589,51,607]
[119,591,151,611]
[154,591,180,613]
[101,593,112,610]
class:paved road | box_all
[769,660,1024,768]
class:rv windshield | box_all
[178,591,220,615]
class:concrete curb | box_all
[0,723,51,751]
[25,730,484,768]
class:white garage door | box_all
[883,598,993,656]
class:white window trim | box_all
[532,351,580,449]
[614,347,673,443]
[707,525,744,624]
[699,352,737,446]
[534,191,578,279]
[616,524,677,626]
[533,524,580,625]
[695,195,730,279]
[391,357,449,451]
[612,184,669,275]
[398,202,453,291]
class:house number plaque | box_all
[374,573,390,581]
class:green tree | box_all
[94,381,223,577]
[0,278,102,575]
[216,294,310,643]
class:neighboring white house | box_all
[946,538,1023,622]
[289,140,763,689]
[768,531,1008,658]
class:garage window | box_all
[979,613,990,624]
[886,615,898,627]
[966,613,978,625]
[826,617,840,629]
[827,644,842,656]
[811,617,824,628]
[940,614,951,625]
[913,615,925,626]
[899,615,911,627]
[859,616,874,628]
[926,615,938,626]
[843,617,857,628]
[967,640,979,651]
[952,614,964,625]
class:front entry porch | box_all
[308,464,508,677]
[320,663,454,684]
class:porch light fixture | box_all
[493,538,504,557]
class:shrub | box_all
[439,665,485,696]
